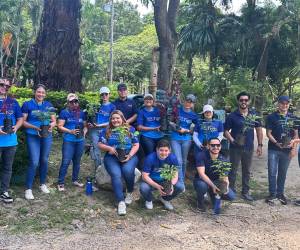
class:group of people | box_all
[0,77,299,216]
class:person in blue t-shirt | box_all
[22,84,56,200]
[87,86,115,168]
[193,104,223,154]
[98,110,139,216]
[194,138,236,212]
[170,94,198,186]
[137,93,163,156]
[140,139,184,210]
[57,93,88,191]
[0,78,23,204]
[113,83,138,125]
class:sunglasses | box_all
[69,100,79,104]
[210,144,221,148]
[239,98,249,103]
[0,83,11,89]
[101,93,109,96]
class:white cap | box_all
[99,86,110,94]
[67,93,79,102]
[203,104,214,113]
[144,93,154,99]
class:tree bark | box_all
[153,0,180,92]
[34,0,82,91]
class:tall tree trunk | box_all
[34,0,82,91]
[187,56,193,79]
[153,0,180,92]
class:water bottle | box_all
[85,177,93,196]
[213,194,221,215]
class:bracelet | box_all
[258,144,263,147]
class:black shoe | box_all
[276,194,288,205]
[0,192,13,203]
[197,200,207,212]
[294,200,300,206]
[265,195,277,205]
[242,193,254,201]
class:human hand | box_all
[157,184,167,196]
[108,146,117,156]
[212,185,220,194]
[0,127,7,135]
[256,146,263,157]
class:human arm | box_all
[126,114,137,125]
[142,172,166,196]
[22,113,41,131]
[255,126,263,156]
[193,131,203,148]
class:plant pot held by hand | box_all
[235,133,246,146]
[281,134,292,148]
[39,124,50,138]
[161,180,173,195]
[216,177,228,195]
[116,148,127,162]
[3,116,13,134]
[75,124,83,139]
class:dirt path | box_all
[2,130,300,250]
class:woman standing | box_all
[98,110,139,215]
[137,94,163,156]
[22,84,56,200]
[170,94,198,186]
[57,93,88,191]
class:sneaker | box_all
[145,201,153,210]
[72,181,84,188]
[25,189,34,200]
[294,200,300,206]
[197,200,207,212]
[118,201,126,216]
[277,194,288,205]
[57,184,65,192]
[40,184,50,194]
[159,197,174,210]
[265,195,277,205]
[0,192,13,203]
[125,192,133,205]
[242,193,254,201]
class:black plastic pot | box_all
[116,148,127,162]
[281,135,291,148]
[235,133,246,146]
[39,125,50,138]
[3,117,13,134]
[161,180,173,195]
[75,124,83,139]
[216,178,228,195]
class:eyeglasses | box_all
[101,93,109,96]
[0,83,11,89]
[239,99,249,103]
[210,144,221,148]
[69,100,79,104]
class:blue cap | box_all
[117,83,127,90]
[278,96,290,103]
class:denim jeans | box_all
[0,146,17,192]
[58,140,85,184]
[88,128,101,167]
[140,135,161,156]
[104,154,138,202]
[268,149,291,196]
[140,180,184,202]
[193,178,236,205]
[171,139,191,183]
[229,147,253,194]
[26,134,52,189]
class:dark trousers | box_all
[229,147,253,194]
[0,146,17,192]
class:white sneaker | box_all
[125,192,133,205]
[118,201,126,215]
[145,201,153,210]
[159,197,174,210]
[25,189,34,200]
[40,184,50,194]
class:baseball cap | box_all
[67,93,78,102]
[117,83,127,91]
[278,96,290,103]
[186,94,196,103]
[99,86,110,94]
[144,93,154,99]
[203,104,214,113]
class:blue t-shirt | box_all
[113,98,138,120]
[96,102,116,125]
[266,111,296,152]
[195,119,223,144]
[170,107,198,141]
[99,126,139,150]
[195,150,229,181]
[21,99,54,136]
[224,109,261,150]
[0,97,23,147]
[143,152,179,182]
[137,107,163,139]
[59,108,86,142]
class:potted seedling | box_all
[212,159,232,194]
[112,125,128,161]
[84,103,98,126]
[278,116,299,148]
[160,164,178,195]
[32,107,56,138]
[235,114,261,146]
[72,106,84,139]
[1,98,14,134]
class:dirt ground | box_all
[1,129,300,250]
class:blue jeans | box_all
[140,135,161,156]
[88,128,101,167]
[193,178,236,204]
[140,180,184,202]
[171,139,191,184]
[0,146,16,192]
[58,140,85,184]
[26,134,53,189]
[267,149,291,196]
[104,154,138,202]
